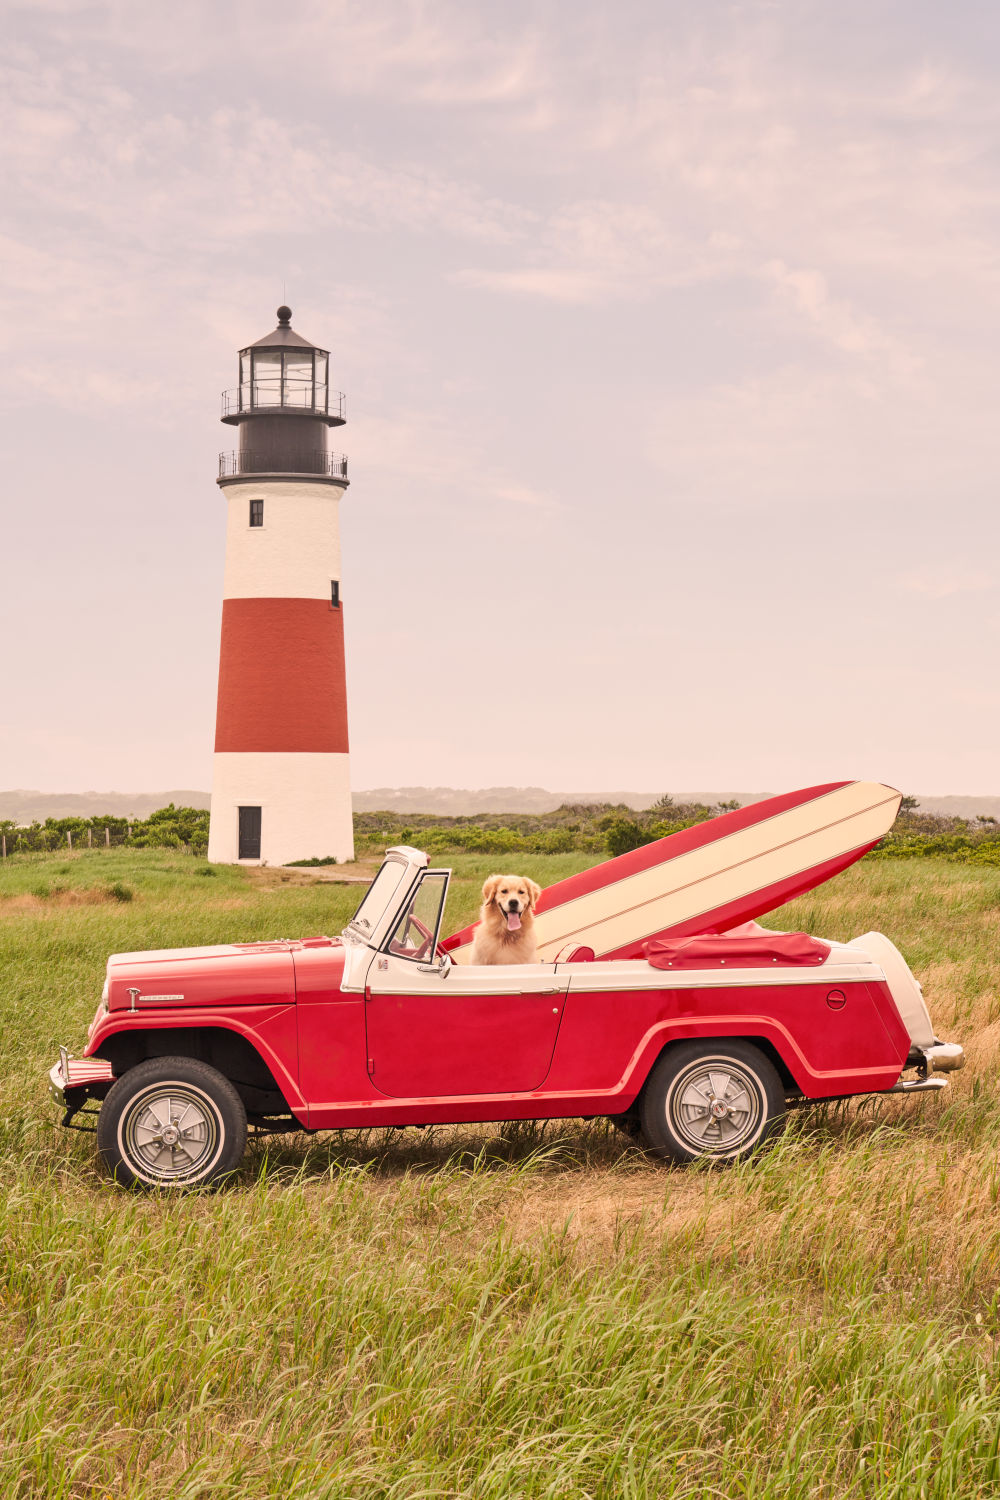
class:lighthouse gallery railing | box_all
[218,451,349,479]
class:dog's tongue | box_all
[506,910,522,932]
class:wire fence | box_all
[0,808,209,858]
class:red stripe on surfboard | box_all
[441,782,857,952]
[595,841,883,959]
[215,597,349,753]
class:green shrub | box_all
[604,819,649,858]
[107,882,134,903]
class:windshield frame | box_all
[344,847,435,952]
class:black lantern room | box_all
[219,307,347,481]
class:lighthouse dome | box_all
[222,307,345,426]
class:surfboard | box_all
[442,781,901,964]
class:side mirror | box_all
[417,950,453,978]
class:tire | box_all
[639,1040,786,1165]
[97,1056,248,1189]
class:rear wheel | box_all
[97,1056,247,1188]
[639,1040,785,1164]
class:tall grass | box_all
[1,849,999,1497]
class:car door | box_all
[365,954,568,1098]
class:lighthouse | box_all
[207,307,354,866]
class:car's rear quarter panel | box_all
[545,976,910,1102]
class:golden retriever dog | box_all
[470,874,542,965]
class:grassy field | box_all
[2,848,1000,1497]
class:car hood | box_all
[105,936,340,1011]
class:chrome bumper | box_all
[923,1042,965,1074]
[48,1059,67,1109]
[48,1050,115,1112]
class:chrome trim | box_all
[922,1042,965,1073]
[888,1077,949,1094]
[417,952,453,978]
[128,987,140,1013]
[134,994,186,1005]
[49,1061,67,1108]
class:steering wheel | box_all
[395,911,435,961]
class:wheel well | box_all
[95,1027,293,1116]
[642,1034,800,1098]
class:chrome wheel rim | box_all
[666,1058,765,1157]
[121,1083,222,1183]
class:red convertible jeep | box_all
[50,787,964,1189]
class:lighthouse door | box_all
[238,806,261,860]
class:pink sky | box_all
[2,1,998,796]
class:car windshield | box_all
[387,873,450,960]
[348,859,408,935]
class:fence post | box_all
[88,827,93,848]
[105,827,110,848]
[1,834,5,860]
[67,830,73,851]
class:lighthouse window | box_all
[284,353,313,409]
[252,350,282,406]
[330,580,340,608]
[249,499,264,528]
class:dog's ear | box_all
[482,874,501,904]
[525,878,542,909]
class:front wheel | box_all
[97,1056,247,1188]
[639,1040,786,1164]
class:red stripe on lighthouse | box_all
[215,598,349,753]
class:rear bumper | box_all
[48,1051,115,1112]
[921,1042,965,1074]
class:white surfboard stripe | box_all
[450,782,899,964]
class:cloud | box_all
[454,201,703,304]
[490,483,566,512]
[897,570,994,599]
[454,267,612,304]
[763,260,921,376]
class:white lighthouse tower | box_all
[207,306,355,866]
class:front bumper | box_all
[48,1050,115,1112]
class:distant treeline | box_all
[356,798,1000,866]
[4,798,999,866]
[358,798,750,858]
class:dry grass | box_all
[2,848,1000,1496]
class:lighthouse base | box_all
[208,752,354,867]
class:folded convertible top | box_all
[645,930,830,970]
